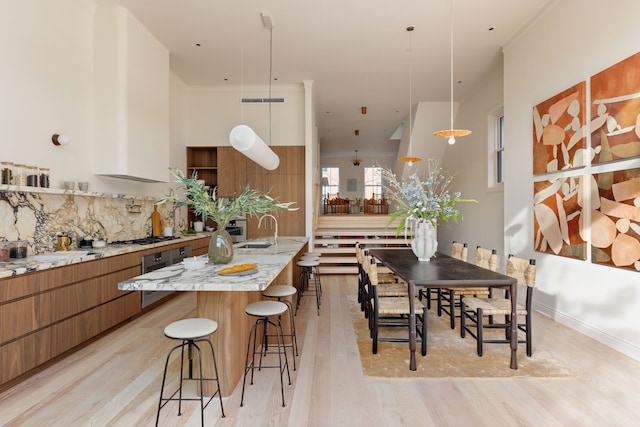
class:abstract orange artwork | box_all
[533,175,586,260]
[533,82,587,175]
[592,168,640,271]
[590,51,640,164]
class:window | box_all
[364,167,382,199]
[321,167,339,199]
[489,106,504,187]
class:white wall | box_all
[440,66,505,264]
[0,0,173,198]
[503,0,640,359]
[185,85,304,147]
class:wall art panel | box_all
[533,82,587,175]
[591,167,640,271]
[533,175,586,260]
[590,51,640,164]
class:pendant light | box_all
[433,0,471,145]
[229,11,280,170]
[353,150,361,166]
[399,26,422,166]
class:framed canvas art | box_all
[533,175,587,259]
[591,167,640,270]
[533,82,587,175]
[590,51,640,164]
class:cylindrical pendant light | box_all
[229,125,280,170]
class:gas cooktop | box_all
[110,236,182,246]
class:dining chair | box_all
[437,242,491,328]
[460,255,536,357]
[365,256,427,356]
[360,249,407,320]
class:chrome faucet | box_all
[258,214,278,246]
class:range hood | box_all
[93,5,170,183]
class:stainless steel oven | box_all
[140,245,191,308]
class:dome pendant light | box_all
[434,0,471,145]
[400,26,422,166]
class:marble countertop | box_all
[0,234,209,279]
[118,236,308,292]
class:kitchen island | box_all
[118,236,308,395]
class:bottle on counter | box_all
[39,167,50,188]
[151,204,163,237]
[1,162,13,185]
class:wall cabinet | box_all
[217,147,247,197]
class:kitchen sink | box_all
[239,242,273,249]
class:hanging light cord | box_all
[268,27,273,146]
[409,27,413,158]
[449,2,454,131]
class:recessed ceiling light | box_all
[195,42,201,47]
[488,27,494,31]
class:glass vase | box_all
[209,228,234,264]
[410,220,437,261]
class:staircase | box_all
[312,215,408,275]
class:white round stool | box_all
[156,318,224,426]
[263,285,299,369]
[240,301,291,408]
[297,258,322,315]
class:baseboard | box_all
[534,301,640,362]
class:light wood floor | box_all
[2,275,640,426]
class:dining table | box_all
[368,248,519,371]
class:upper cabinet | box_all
[93,5,170,183]
[217,147,247,197]
[186,147,218,188]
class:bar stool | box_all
[240,301,291,408]
[262,285,299,370]
[297,258,322,315]
[156,318,225,427]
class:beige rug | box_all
[348,296,575,378]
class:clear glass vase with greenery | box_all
[157,168,297,263]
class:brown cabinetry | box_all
[217,146,247,197]
[0,238,209,391]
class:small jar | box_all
[39,167,50,188]
[1,162,13,185]
[0,241,10,262]
[9,240,27,259]
[13,164,26,186]
[26,165,39,187]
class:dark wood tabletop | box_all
[369,248,519,371]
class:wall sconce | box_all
[361,106,367,114]
[51,134,71,146]
[229,125,280,170]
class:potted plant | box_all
[381,159,475,261]
[157,168,297,264]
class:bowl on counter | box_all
[183,256,208,270]
[92,240,106,248]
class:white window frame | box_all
[488,105,505,189]
[364,166,383,199]
[321,167,340,199]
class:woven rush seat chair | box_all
[438,245,496,328]
[365,256,427,355]
[460,255,536,357]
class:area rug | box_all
[348,295,575,378]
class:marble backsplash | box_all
[0,188,187,255]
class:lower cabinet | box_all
[0,237,209,390]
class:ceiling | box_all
[94,0,553,159]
